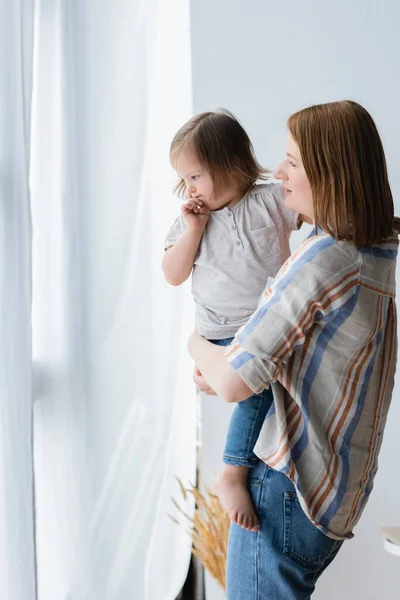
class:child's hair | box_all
[170,109,269,198]
[287,100,394,245]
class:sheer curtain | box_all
[0,1,37,599]
[2,0,195,598]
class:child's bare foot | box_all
[214,465,259,532]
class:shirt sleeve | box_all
[164,216,184,249]
[271,182,300,231]
[224,235,360,393]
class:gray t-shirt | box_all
[164,183,299,339]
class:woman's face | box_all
[274,134,314,221]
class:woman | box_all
[188,100,398,599]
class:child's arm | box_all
[163,228,204,285]
[162,200,209,286]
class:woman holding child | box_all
[188,100,398,599]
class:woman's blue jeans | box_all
[226,461,344,599]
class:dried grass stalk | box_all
[170,477,230,590]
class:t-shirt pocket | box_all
[250,225,280,257]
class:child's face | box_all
[274,135,314,221]
[175,150,241,210]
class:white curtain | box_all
[1,0,196,598]
[0,1,37,599]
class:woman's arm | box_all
[190,234,360,402]
[188,332,253,403]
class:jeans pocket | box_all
[283,491,342,568]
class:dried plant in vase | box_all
[170,477,230,591]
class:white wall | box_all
[191,1,400,598]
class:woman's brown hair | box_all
[288,100,394,245]
[170,109,269,198]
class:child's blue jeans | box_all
[210,337,273,468]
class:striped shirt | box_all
[225,230,398,540]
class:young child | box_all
[162,110,301,532]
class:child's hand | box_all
[181,199,209,231]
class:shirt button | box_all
[227,211,232,217]
[236,241,241,246]
[232,225,236,230]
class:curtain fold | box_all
[29,1,196,599]
[0,1,37,599]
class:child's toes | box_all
[241,515,249,529]
[250,516,259,532]
[231,510,240,525]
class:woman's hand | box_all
[193,366,217,395]
[189,331,218,394]
[188,329,203,356]
[188,329,253,402]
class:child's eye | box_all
[289,161,296,168]
[191,175,200,181]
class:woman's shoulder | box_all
[269,234,362,301]
[291,233,362,276]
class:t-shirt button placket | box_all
[227,211,243,251]
[226,210,242,250]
